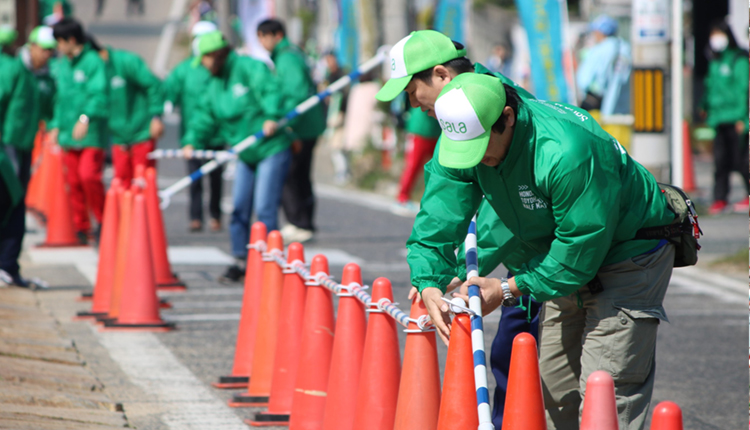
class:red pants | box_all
[63,148,105,233]
[397,134,438,203]
[112,139,157,187]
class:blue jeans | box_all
[491,294,542,429]
[230,149,291,259]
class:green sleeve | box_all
[0,62,19,137]
[126,54,164,117]
[82,59,109,120]
[164,62,185,106]
[406,158,482,294]
[514,140,621,302]
[250,61,285,120]
[182,90,213,150]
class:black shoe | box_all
[76,231,89,245]
[218,265,244,284]
[0,270,48,290]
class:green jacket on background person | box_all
[51,44,109,149]
[0,55,41,151]
[701,47,749,131]
[270,37,325,140]
[184,51,291,165]
[105,48,164,144]
[164,56,223,148]
[407,96,674,303]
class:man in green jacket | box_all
[164,20,225,232]
[0,26,57,287]
[99,46,164,187]
[257,19,326,244]
[183,31,291,283]
[51,18,109,244]
[0,25,17,60]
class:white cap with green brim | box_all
[191,21,218,38]
[375,30,467,102]
[435,73,506,169]
[29,26,57,49]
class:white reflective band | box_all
[435,88,485,141]
[388,35,412,79]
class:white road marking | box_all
[167,247,235,265]
[163,313,240,322]
[167,301,242,309]
[314,183,416,218]
[159,287,242,296]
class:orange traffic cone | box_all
[351,277,401,430]
[580,370,618,430]
[38,146,84,247]
[502,332,546,430]
[213,222,268,389]
[437,313,478,430]
[287,254,336,430]
[144,167,185,290]
[650,401,683,430]
[250,242,308,426]
[682,120,696,192]
[102,192,173,331]
[321,263,367,430]
[394,297,441,430]
[99,188,134,324]
[230,231,285,408]
[35,138,57,221]
[76,179,122,319]
[24,129,45,214]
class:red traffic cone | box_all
[682,120,696,192]
[24,130,45,214]
[287,254,336,430]
[352,277,401,430]
[33,139,54,220]
[213,222,268,389]
[144,167,185,290]
[321,263,367,430]
[230,231,285,408]
[394,297,441,430]
[100,189,134,324]
[76,179,122,319]
[580,370,618,430]
[250,242,308,426]
[102,192,173,331]
[502,332,546,430]
[650,401,683,430]
[38,146,84,247]
[437,313,479,430]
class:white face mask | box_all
[710,34,729,52]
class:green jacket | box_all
[0,56,40,151]
[18,46,58,124]
[184,52,291,165]
[405,107,441,138]
[52,44,109,149]
[701,47,749,130]
[407,97,673,302]
[105,48,164,145]
[164,57,222,148]
[271,38,325,140]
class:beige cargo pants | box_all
[539,243,675,430]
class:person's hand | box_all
[72,120,89,141]
[407,277,462,304]
[182,144,194,159]
[262,120,278,136]
[420,287,452,346]
[735,120,745,135]
[454,276,509,316]
[150,117,165,139]
[47,128,59,145]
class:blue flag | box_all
[336,0,359,71]
[434,0,465,43]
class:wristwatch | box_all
[78,114,89,124]
[500,278,518,307]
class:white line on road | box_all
[163,313,241,322]
[159,287,243,296]
[314,183,416,218]
[167,301,242,309]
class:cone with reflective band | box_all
[144,167,185,290]
[437,313,478,430]
[99,188,134,323]
[213,222,267,389]
[287,254,336,430]
[352,277,401,430]
[38,146,82,247]
[650,401,683,430]
[250,242,308,426]
[394,297,441,430]
[103,193,173,331]
[321,263,366,430]
[230,230,285,407]
[580,371,618,430]
[76,179,122,319]
[501,332,546,430]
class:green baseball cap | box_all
[434,73,506,169]
[192,30,228,67]
[29,26,57,49]
[375,30,467,102]
[0,25,17,46]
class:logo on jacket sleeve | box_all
[111,76,126,89]
[74,70,86,83]
[232,83,249,98]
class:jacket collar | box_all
[271,37,291,60]
[492,100,532,175]
[71,43,91,65]
[220,51,238,77]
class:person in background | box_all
[257,19,326,244]
[50,18,109,245]
[700,19,749,215]
[319,51,350,184]
[39,0,74,25]
[0,26,57,287]
[485,43,512,78]
[391,106,441,215]
[576,14,631,116]
[0,25,17,60]
[165,21,225,232]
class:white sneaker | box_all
[279,224,297,237]
[281,224,314,244]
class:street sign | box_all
[632,0,669,43]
